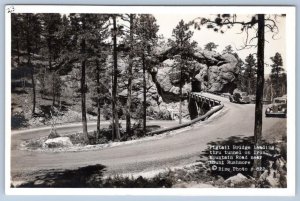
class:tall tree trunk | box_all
[253,14,265,178]
[52,72,56,107]
[142,54,147,135]
[248,79,251,95]
[30,59,36,115]
[112,15,120,141]
[249,67,252,94]
[58,93,61,109]
[276,68,280,97]
[48,41,56,107]
[41,67,46,99]
[126,14,134,135]
[114,108,120,140]
[179,64,183,124]
[80,20,88,142]
[26,14,35,115]
[111,66,115,140]
[16,39,20,65]
[96,59,101,138]
[188,79,201,119]
[270,83,273,100]
[81,56,88,142]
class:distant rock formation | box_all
[150,48,240,103]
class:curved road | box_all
[11,93,286,180]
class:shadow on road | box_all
[11,114,29,129]
[15,163,173,188]
[17,164,107,188]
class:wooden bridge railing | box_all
[188,92,221,106]
[147,92,224,136]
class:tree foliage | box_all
[168,19,197,124]
[270,52,286,98]
[135,14,159,133]
[204,42,218,51]
[222,45,234,54]
[242,54,257,95]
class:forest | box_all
[11,13,287,143]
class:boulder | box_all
[224,173,252,187]
[213,175,226,187]
[33,180,45,186]
[44,137,73,148]
[225,173,248,183]
[259,169,280,188]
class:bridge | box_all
[189,92,222,106]
[148,92,224,135]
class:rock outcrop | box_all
[150,49,240,103]
[224,173,253,187]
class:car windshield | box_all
[274,99,286,104]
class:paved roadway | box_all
[10,93,286,180]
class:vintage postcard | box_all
[5,5,295,195]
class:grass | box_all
[22,138,45,150]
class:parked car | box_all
[229,91,251,104]
[265,96,287,118]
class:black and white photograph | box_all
[5,5,295,195]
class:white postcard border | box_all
[5,5,296,196]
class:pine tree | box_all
[270,52,284,98]
[204,42,218,51]
[243,54,257,95]
[68,13,97,142]
[222,45,234,54]
[40,13,63,106]
[111,15,121,141]
[87,14,111,138]
[22,13,42,115]
[169,19,197,124]
[135,14,159,134]
[11,14,23,65]
[124,14,136,136]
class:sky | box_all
[153,14,286,74]
[59,13,286,75]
